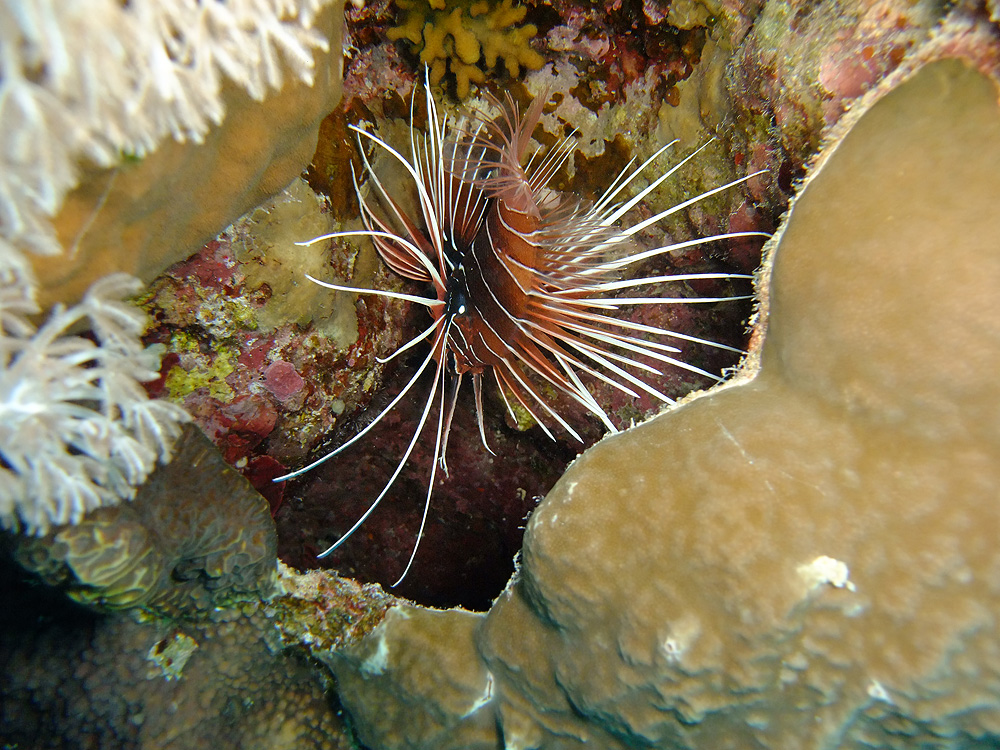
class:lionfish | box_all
[276,81,766,586]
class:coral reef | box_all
[323,55,1000,749]
[139,178,413,501]
[342,0,419,105]
[388,0,544,97]
[10,424,277,615]
[0,585,352,749]
[101,0,942,615]
[1,427,402,748]
[166,0,770,607]
[8,4,1000,750]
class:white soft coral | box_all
[0,271,189,535]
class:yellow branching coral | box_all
[388,0,543,98]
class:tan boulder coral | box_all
[25,1,345,310]
[328,58,1000,749]
[330,604,498,749]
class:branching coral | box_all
[388,0,543,97]
[0,272,188,536]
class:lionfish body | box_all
[278,82,766,585]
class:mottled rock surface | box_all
[0,590,349,749]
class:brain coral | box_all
[323,57,1000,749]
[388,0,543,98]
[13,425,278,616]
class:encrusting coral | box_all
[322,57,1000,749]
[388,0,543,97]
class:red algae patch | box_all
[265,360,307,403]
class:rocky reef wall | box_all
[327,51,1000,750]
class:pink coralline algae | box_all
[209,395,279,464]
[264,360,307,404]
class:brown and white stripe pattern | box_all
[276,80,767,585]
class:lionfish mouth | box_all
[276,77,768,586]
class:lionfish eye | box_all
[444,264,470,318]
[445,284,469,318]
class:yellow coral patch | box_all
[388,0,543,98]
